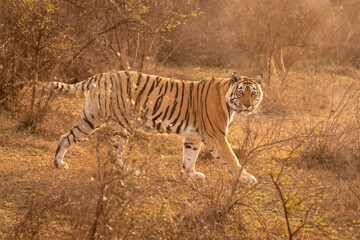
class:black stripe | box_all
[142,109,149,121]
[135,75,150,108]
[157,81,164,94]
[97,76,103,112]
[170,80,174,92]
[110,74,115,91]
[176,120,184,134]
[60,84,64,91]
[215,79,222,89]
[193,104,197,128]
[70,129,76,143]
[204,78,217,133]
[183,99,190,131]
[83,110,95,129]
[168,100,178,120]
[88,75,97,90]
[104,76,108,117]
[161,105,170,122]
[111,104,126,129]
[116,94,122,111]
[156,122,162,131]
[125,71,131,102]
[222,79,230,88]
[81,80,85,91]
[86,76,94,90]
[135,73,142,90]
[95,74,103,88]
[142,79,155,111]
[152,93,165,115]
[111,74,129,125]
[73,125,87,135]
[166,125,171,132]
[152,111,163,128]
[163,81,168,95]
[225,79,232,120]
[117,72,126,110]
[199,80,208,135]
[115,94,129,125]
[220,93,228,124]
[184,143,193,149]
[171,81,185,126]
[193,81,201,127]
[175,81,179,98]
[155,76,161,87]
[215,125,226,136]
[189,82,193,109]
[168,82,179,119]
[109,75,116,121]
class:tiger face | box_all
[226,72,263,113]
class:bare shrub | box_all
[0,0,65,125]
[293,85,360,180]
[0,0,199,130]
[164,0,320,76]
[316,0,360,67]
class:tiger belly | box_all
[142,118,201,138]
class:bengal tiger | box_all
[51,71,263,184]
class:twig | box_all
[65,19,128,69]
[270,173,293,240]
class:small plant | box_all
[268,160,328,239]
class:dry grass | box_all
[1,66,360,239]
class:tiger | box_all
[50,71,263,184]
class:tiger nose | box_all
[244,100,252,108]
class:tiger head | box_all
[226,72,263,113]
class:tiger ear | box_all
[231,72,240,83]
[255,74,263,84]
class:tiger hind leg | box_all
[182,137,205,179]
[54,109,104,169]
[109,123,131,166]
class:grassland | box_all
[0,66,360,239]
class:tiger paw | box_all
[239,173,257,184]
[54,161,69,169]
[246,174,257,184]
[193,172,206,180]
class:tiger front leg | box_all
[182,137,205,180]
[205,137,257,184]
